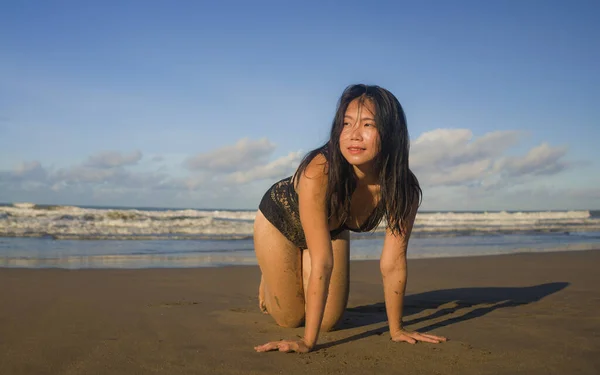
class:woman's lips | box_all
[347,147,365,154]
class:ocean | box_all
[1,203,599,269]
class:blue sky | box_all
[1,0,598,210]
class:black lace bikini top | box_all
[258,176,384,249]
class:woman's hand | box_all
[391,329,447,344]
[254,339,311,353]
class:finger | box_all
[254,341,279,352]
[420,333,447,342]
[254,344,274,352]
[412,334,440,344]
[258,342,279,351]
[278,342,291,352]
[418,332,444,339]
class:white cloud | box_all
[411,129,569,188]
[0,138,301,206]
[54,166,124,184]
[426,159,492,186]
[84,150,142,169]
[411,129,521,170]
[495,143,568,177]
[0,133,589,210]
[13,161,47,181]
[52,166,170,190]
[184,138,276,172]
[224,151,303,184]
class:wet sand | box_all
[1,250,599,375]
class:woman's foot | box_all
[259,275,269,314]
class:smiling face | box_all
[339,97,380,170]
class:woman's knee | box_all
[273,310,305,328]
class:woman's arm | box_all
[253,155,334,353]
[379,202,414,335]
[379,200,446,344]
[296,154,333,349]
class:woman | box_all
[253,84,446,353]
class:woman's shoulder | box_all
[294,152,328,182]
[293,152,329,194]
[306,152,329,175]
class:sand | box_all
[1,250,599,375]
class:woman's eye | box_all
[365,123,375,127]
[343,122,349,126]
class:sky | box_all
[0,0,598,211]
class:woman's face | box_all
[339,98,380,168]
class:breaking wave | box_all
[1,203,599,240]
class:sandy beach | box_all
[1,250,599,375]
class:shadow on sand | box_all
[319,282,568,349]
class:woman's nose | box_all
[350,125,362,140]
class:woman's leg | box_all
[254,210,306,328]
[302,230,350,331]
[254,210,351,331]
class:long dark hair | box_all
[293,84,422,236]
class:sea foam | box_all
[1,204,598,240]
